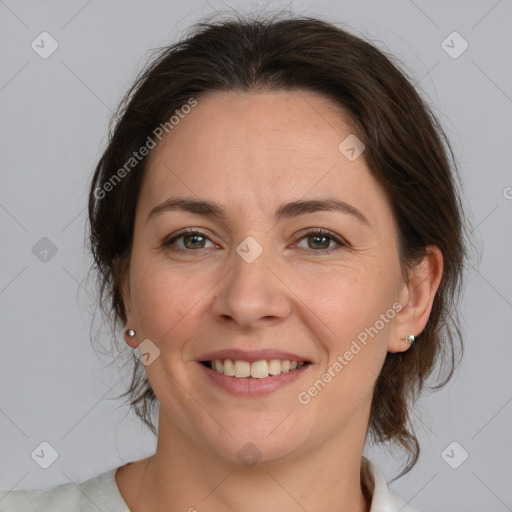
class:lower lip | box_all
[197,362,310,396]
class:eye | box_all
[163,229,217,253]
[293,229,346,253]
[163,227,347,255]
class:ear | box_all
[120,266,139,349]
[388,245,444,353]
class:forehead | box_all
[139,90,391,229]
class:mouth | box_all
[200,359,311,379]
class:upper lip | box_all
[198,349,310,363]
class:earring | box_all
[126,329,136,339]
[402,334,415,345]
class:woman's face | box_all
[123,90,412,465]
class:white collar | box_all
[364,458,419,512]
[108,458,418,512]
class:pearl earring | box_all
[402,334,415,345]
[126,329,136,338]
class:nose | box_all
[211,242,292,331]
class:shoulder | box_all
[0,467,129,512]
[365,458,421,512]
[1,460,422,511]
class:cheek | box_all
[298,266,393,337]
[294,274,393,438]
[130,257,200,341]
[295,263,397,383]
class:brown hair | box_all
[88,11,469,476]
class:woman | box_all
[0,12,467,512]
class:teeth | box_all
[223,359,235,376]
[251,360,269,379]
[234,360,251,378]
[268,359,281,375]
[207,359,306,378]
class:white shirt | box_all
[0,458,419,511]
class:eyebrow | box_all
[146,196,370,226]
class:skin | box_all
[115,90,443,512]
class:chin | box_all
[197,418,311,468]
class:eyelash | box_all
[163,228,347,255]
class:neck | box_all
[136,411,372,512]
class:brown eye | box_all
[164,230,216,252]
[294,229,346,253]
[163,228,346,255]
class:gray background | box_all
[1,0,511,510]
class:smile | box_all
[201,359,308,379]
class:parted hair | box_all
[88,11,468,476]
